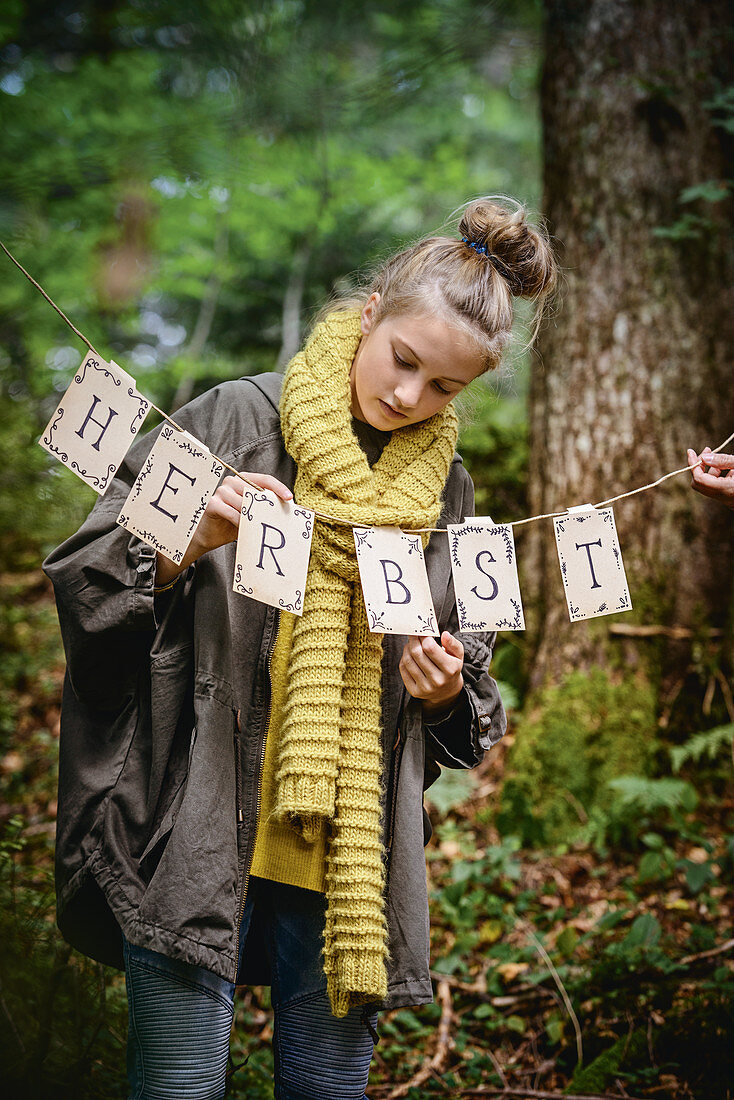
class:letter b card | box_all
[354,526,438,635]
[553,506,631,621]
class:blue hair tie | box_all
[461,236,515,285]
[462,236,488,256]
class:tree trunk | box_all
[527,0,734,730]
[170,222,229,413]
[276,243,312,371]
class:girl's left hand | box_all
[399,630,465,718]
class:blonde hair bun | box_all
[319,194,558,373]
[458,197,556,301]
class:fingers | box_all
[207,482,243,528]
[240,471,293,501]
[701,447,734,471]
[688,448,734,508]
[440,630,465,660]
[399,633,464,705]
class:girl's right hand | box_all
[155,472,293,587]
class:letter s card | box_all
[447,519,524,632]
[354,526,437,635]
[233,490,314,614]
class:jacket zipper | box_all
[233,613,276,971]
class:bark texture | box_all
[527,0,734,714]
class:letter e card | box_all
[117,426,224,564]
[233,490,314,614]
[354,526,438,635]
[553,505,632,622]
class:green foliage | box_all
[0,0,541,581]
[499,669,657,844]
[427,767,477,817]
[607,775,698,816]
[653,85,734,240]
[457,386,529,523]
[568,1029,647,1094]
[670,723,733,774]
[0,820,128,1099]
[0,398,94,568]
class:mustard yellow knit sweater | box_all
[250,612,327,893]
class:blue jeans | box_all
[123,877,378,1099]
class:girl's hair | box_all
[321,196,557,372]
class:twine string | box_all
[0,241,101,356]
[2,238,731,533]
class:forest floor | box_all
[1,573,732,1100]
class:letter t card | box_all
[553,505,632,622]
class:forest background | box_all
[0,1,733,1098]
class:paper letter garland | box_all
[40,352,150,494]
[233,490,314,614]
[448,519,525,632]
[117,425,224,564]
[5,241,724,638]
[354,526,438,635]
[38,351,642,633]
[553,505,632,621]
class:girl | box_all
[44,196,556,1100]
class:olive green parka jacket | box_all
[43,374,506,1010]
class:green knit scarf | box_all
[276,309,458,1016]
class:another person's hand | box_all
[687,448,734,510]
[155,471,293,586]
[400,630,465,718]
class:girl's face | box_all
[349,293,484,431]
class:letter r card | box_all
[233,490,314,614]
[354,526,438,635]
[553,505,632,622]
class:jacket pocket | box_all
[138,725,197,869]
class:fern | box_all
[607,775,698,815]
[670,724,734,774]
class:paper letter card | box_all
[447,519,525,632]
[233,490,314,615]
[354,526,438,635]
[553,505,632,622]
[40,352,151,494]
[117,425,224,563]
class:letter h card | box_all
[39,352,150,494]
[553,505,632,622]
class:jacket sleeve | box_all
[41,386,225,711]
[423,464,507,771]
